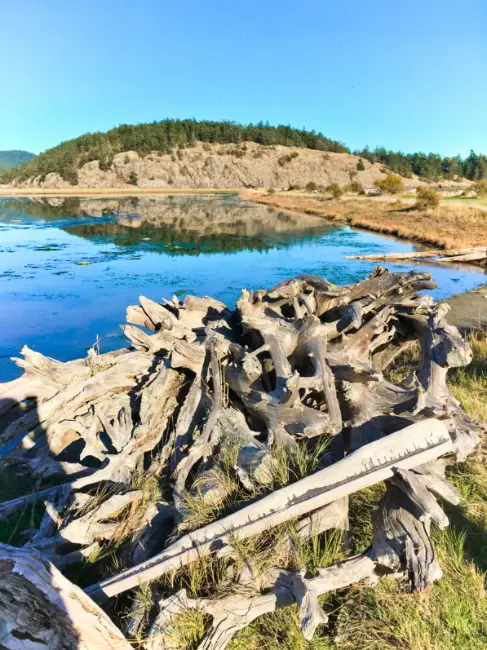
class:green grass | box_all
[228,607,335,650]
[163,609,211,650]
[442,195,487,208]
[333,528,487,650]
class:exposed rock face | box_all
[13,141,388,190]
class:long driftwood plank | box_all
[86,418,452,602]
[346,246,487,266]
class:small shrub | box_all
[471,179,487,197]
[62,167,78,185]
[253,151,263,159]
[288,184,301,191]
[278,151,299,166]
[128,171,138,186]
[267,188,275,194]
[167,177,174,185]
[323,153,330,161]
[346,180,364,194]
[357,158,365,171]
[99,156,113,171]
[305,181,318,191]
[375,173,404,194]
[415,186,440,209]
[327,182,343,199]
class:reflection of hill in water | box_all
[7,195,333,255]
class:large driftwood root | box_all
[0,268,484,649]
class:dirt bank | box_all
[446,285,487,331]
[239,189,487,249]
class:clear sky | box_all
[1,0,486,156]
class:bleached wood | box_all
[346,246,487,262]
[0,544,132,650]
[86,418,452,602]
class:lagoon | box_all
[0,193,485,382]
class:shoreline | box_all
[445,285,487,331]
[238,189,487,250]
[0,187,240,197]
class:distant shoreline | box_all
[0,187,240,197]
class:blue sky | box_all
[1,0,486,156]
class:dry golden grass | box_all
[240,190,487,249]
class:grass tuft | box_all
[270,436,330,488]
[156,608,210,650]
[161,553,230,599]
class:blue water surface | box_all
[0,193,485,381]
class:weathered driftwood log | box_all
[0,543,132,650]
[0,269,483,649]
[346,246,487,267]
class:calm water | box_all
[0,193,485,382]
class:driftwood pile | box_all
[0,268,484,649]
[347,246,487,267]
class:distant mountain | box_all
[0,150,36,169]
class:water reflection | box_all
[1,195,335,255]
[0,194,485,382]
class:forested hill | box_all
[0,120,349,185]
[0,150,35,169]
[1,118,485,186]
